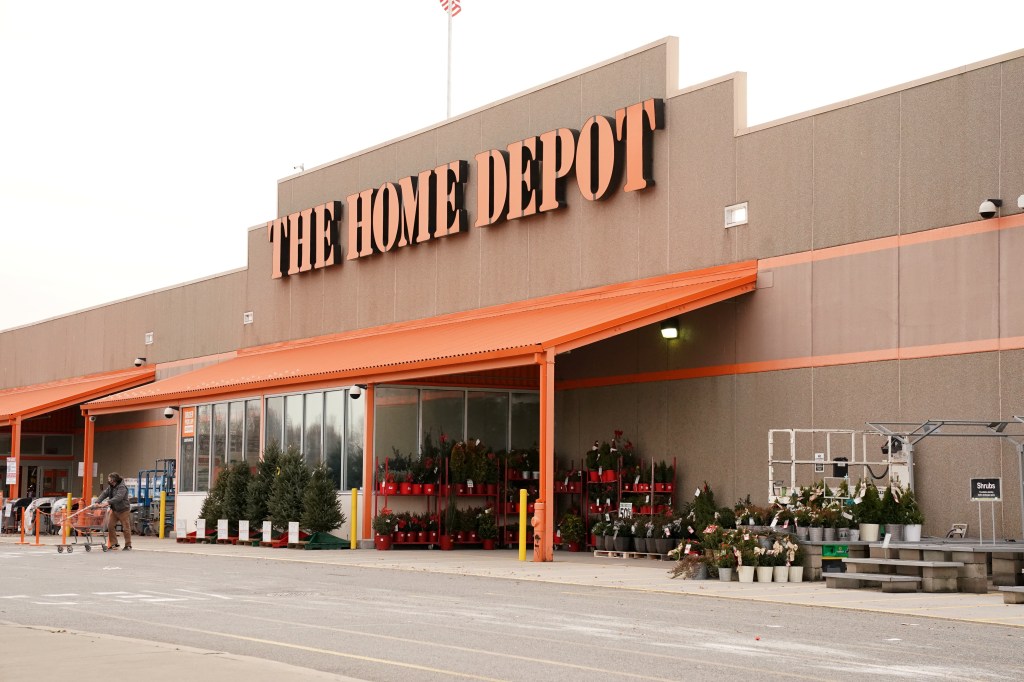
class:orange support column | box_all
[535,350,556,562]
[82,414,96,502]
[360,384,375,544]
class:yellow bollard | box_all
[518,488,528,561]
[159,491,167,539]
[350,488,358,549]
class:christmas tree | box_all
[301,463,346,533]
[267,447,310,531]
[221,460,252,536]
[246,442,282,525]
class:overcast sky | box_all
[1,1,1020,332]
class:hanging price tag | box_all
[694,488,701,497]
[769,515,779,528]
[635,475,640,485]
[606,498,611,506]
[842,511,854,520]
[687,526,694,534]
[645,495,650,503]
[598,466,603,476]
[783,519,790,529]
[564,476,569,486]
[684,543,691,555]
[604,513,610,521]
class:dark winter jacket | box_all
[97,482,131,512]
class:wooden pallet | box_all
[594,550,667,560]
[286,541,307,549]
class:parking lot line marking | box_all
[174,588,230,600]
[94,592,131,595]
[44,593,78,597]
[31,601,77,605]
[0,596,29,599]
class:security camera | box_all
[133,357,146,367]
[163,407,177,419]
[349,384,362,399]
[88,415,96,423]
[979,199,1002,219]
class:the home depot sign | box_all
[268,98,663,278]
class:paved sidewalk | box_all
[3,532,1022,680]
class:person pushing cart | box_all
[95,472,132,550]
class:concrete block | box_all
[922,576,959,592]
[957,577,988,594]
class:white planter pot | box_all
[848,528,861,542]
[718,567,733,582]
[859,523,880,542]
[737,566,755,583]
[773,565,789,582]
[756,566,774,582]
[788,565,804,582]
[903,524,922,542]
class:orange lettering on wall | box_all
[314,201,341,269]
[474,150,509,228]
[372,182,401,252]
[576,115,618,201]
[398,170,435,247]
[267,216,289,279]
[346,189,376,259]
[616,98,663,192]
[507,137,538,221]
[435,160,468,237]
[287,208,314,276]
[538,127,578,213]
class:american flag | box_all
[439,0,461,17]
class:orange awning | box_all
[0,367,156,426]
[85,261,756,414]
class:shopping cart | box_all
[51,503,110,553]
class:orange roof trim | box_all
[0,367,156,426]
[86,261,757,413]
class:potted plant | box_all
[558,513,585,552]
[372,509,396,550]
[855,481,882,542]
[785,539,805,582]
[735,535,758,582]
[476,508,498,549]
[901,485,925,541]
[880,485,903,541]
[611,518,632,552]
[754,546,775,582]
[590,520,607,550]
[716,545,737,582]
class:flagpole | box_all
[446,2,453,118]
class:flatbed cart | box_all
[51,504,110,553]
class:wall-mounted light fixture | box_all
[660,319,679,339]
[133,357,147,367]
[349,384,367,399]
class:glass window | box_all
[345,391,365,490]
[43,435,73,456]
[421,389,465,444]
[196,405,211,492]
[0,434,10,455]
[467,391,509,453]
[510,393,539,450]
[20,435,43,455]
[265,396,284,450]
[304,393,323,468]
[212,403,228,485]
[324,390,344,490]
[374,387,418,460]
[284,394,303,453]
[179,436,195,492]
[228,401,244,463]
[244,400,261,471]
